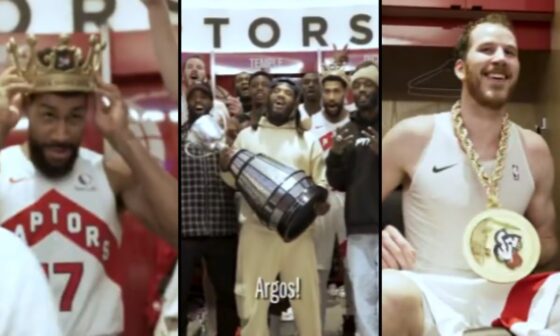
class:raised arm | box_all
[142,0,179,102]
[96,76,178,247]
[0,67,29,150]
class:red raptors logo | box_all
[319,131,334,151]
[3,190,117,263]
[3,190,121,312]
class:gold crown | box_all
[6,34,106,93]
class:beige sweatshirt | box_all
[223,117,327,230]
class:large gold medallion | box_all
[452,102,540,282]
[463,208,541,283]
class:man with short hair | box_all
[235,71,252,114]
[308,68,351,331]
[236,70,273,130]
[181,56,241,122]
[0,36,178,336]
[327,63,379,336]
[382,14,560,335]
[181,82,240,336]
[299,72,322,118]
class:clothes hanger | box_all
[407,58,461,99]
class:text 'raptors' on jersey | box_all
[0,145,124,335]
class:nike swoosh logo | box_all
[432,164,457,173]
[9,177,29,184]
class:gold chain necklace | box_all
[451,101,510,208]
[453,101,541,283]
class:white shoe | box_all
[280,307,294,321]
[338,286,346,299]
[327,284,338,297]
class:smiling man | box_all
[181,56,241,121]
[181,82,240,336]
[381,14,559,335]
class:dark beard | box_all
[465,65,513,110]
[29,137,79,179]
[267,102,294,126]
[356,92,377,111]
[324,101,344,119]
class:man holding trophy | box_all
[203,78,328,335]
[381,14,560,335]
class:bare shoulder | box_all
[382,114,437,178]
[518,127,554,182]
[519,128,551,156]
[383,114,435,145]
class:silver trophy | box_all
[185,114,328,242]
[184,114,227,157]
[228,149,328,242]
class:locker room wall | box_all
[381,100,540,137]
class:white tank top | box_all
[0,145,123,336]
[403,112,535,277]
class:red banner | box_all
[214,52,318,75]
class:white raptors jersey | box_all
[310,111,349,267]
[309,111,348,153]
[0,145,123,336]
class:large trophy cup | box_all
[185,114,328,242]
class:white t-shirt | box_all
[309,111,349,153]
[309,111,350,269]
[0,227,61,336]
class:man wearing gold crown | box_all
[382,13,559,336]
[0,35,178,335]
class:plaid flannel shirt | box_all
[181,135,238,238]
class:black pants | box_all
[180,236,239,336]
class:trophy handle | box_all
[184,142,230,159]
[184,111,229,159]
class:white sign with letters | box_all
[0,0,178,34]
[181,0,378,53]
